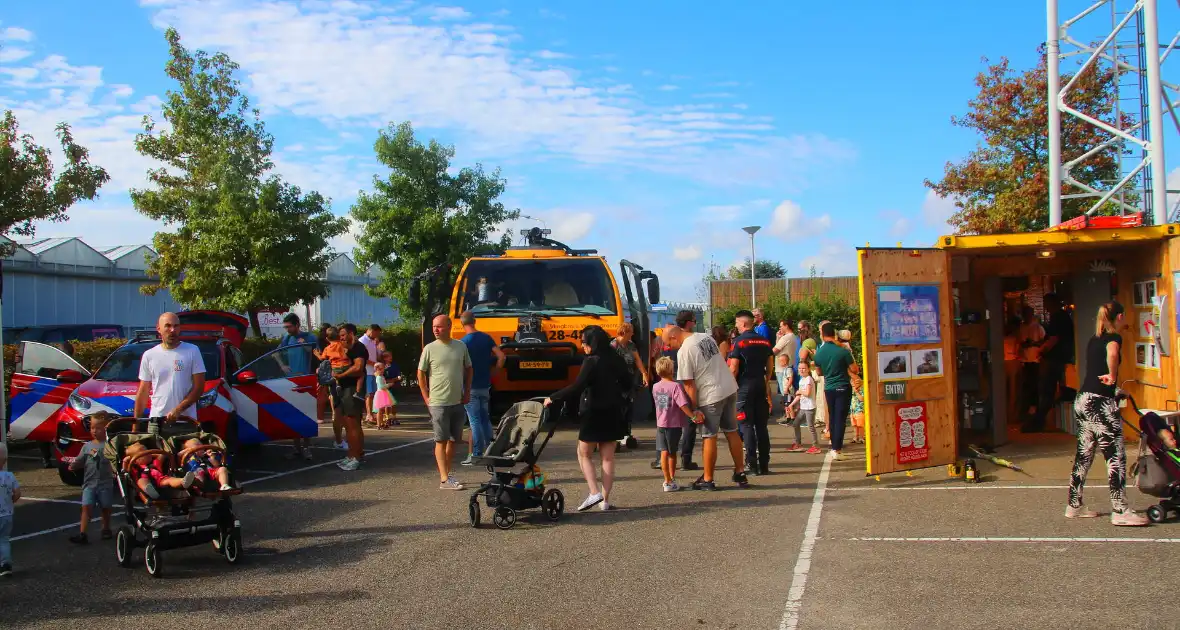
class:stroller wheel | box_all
[1148,505,1167,523]
[223,530,242,564]
[469,499,481,528]
[115,526,136,568]
[492,506,517,530]
[144,543,163,578]
[542,488,564,521]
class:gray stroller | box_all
[467,399,564,530]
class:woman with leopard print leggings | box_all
[1066,301,1149,526]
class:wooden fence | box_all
[709,276,858,310]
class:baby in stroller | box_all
[180,438,233,492]
[122,442,198,500]
[1134,411,1180,523]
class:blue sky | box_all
[3,1,1177,301]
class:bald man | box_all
[418,315,473,490]
[134,312,207,428]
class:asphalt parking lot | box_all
[2,408,1177,629]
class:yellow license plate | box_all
[520,361,553,369]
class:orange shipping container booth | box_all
[857,224,1180,476]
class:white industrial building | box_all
[0,236,399,337]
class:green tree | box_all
[132,28,349,337]
[727,258,787,280]
[0,110,110,246]
[714,293,862,362]
[926,48,1125,234]
[350,122,519,314]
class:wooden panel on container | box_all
[858,249,959,476]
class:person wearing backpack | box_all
[280,314,317,460]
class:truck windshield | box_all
[460,258,618,317]
[93,341,221,381]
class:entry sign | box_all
[895,401,929,465]
[883,381,906,400]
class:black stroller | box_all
[104,417,243,577]
[467,399,564,530]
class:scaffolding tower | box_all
[1047,0,1180,226]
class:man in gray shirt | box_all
[418,315,473,491]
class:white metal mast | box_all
[1047,0,1179,226]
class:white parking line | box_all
[779,453,834,630]
[13,437,435,541]
[8,454,45,461]
[20,497,84,506]
[240,437,433,486]
[832,484,1076,491]
[843,536,1180,543]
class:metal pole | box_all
[1144,0,1169,225]
[749,232,757,309]
[1048,0,1063,227]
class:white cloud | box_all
[140,0,852,186]
[535,49,568,60]
[505,209,597,244]
[657,84,679,91]
[799,240,858,278]
[0,47,32,63]
[921,190,957,228]
[426,6,471,21]
[700,204,742,221]
[673,245,702,261]
[1,27,34,42]
[34,203,163,246]
[768,200,831,239]
[890,217,910,238]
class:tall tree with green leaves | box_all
[351,122,519,315]
[727,258,787,280]
[132,28,349,337]
[0,110,110,247]
[926,48,1124,234]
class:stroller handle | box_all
[1115,380,1168,436]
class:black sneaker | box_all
[0,563,11,577]
[758,467,771,476]
[682,461,700,471]
[69,533,88,545]
[100,529,113,540]
[732,471,751,488]
[692,476,717,491]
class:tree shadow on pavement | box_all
[8,589,370,624]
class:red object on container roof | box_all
[1043,212,1144,232]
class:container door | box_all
[8,341,90,441]
[228,343,319,444]
[858,248,959,475]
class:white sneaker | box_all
[336,440,349,451]
[600,500,612,511]
[336,457,360,471]
[577,493,604,511]
[440,477,465,490]
[830,451,847,461]
[219,483,232,491]
[668,481,680,492]
[662,482,675,492]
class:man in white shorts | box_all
[668,326,749,490]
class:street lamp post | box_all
[742,226,761,309]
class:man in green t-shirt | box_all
[418,315,473,490]
[813,322,856,461]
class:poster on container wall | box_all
[895,401,929,465]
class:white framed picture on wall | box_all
[1134,280,1158,307]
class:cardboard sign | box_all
[895,401,929,464]
[883,381,907,400]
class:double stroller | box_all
[103,417,244,577]
[467,399,565,530]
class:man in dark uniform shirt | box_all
[1030,293,1075,432]
[729,309,775,475]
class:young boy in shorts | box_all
[651,357,704,492]
[69,412,115,544]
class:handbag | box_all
[1134,441,1170,496]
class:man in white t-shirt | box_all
[668,327,748,490]
[773,320,799,423]
[360,324,382,423]
[134,312,207,428]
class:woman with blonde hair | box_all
[1067,301,1148,526]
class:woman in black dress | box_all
[544,325,633,512]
